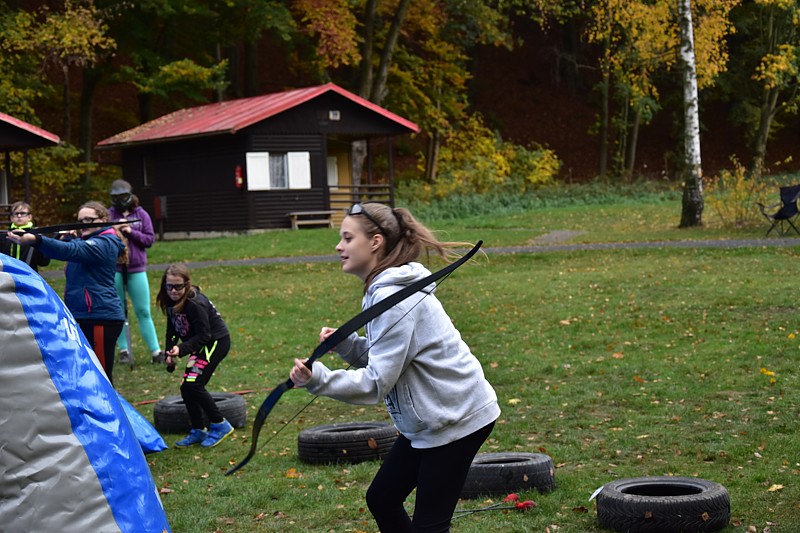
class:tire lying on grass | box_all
[297,422,398,464]
[153,392,247,434]
[460,452,556,499]
[596,476,730,533]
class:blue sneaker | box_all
[201,419,234,448]
[176,428,207,447]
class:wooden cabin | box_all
[96,83,419,237]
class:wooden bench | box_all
[287,210,337,230]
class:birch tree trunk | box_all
[678,0,704,228]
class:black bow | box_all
[225,240,483,475]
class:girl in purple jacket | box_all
[108,179,162,365]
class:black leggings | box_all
[179,335,230,429]
[366,421,495,533]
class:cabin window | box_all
[246,151,311,190]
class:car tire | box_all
[595,476,730,533]
[460,452,556,499]
[153,392,247,434]
[297,422,398,464]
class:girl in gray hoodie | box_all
[290,202,500,532]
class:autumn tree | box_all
[723,0,800,178]
[583,0,736,185]
[388,0,513,182]
[1,1,115,145]
[0,7,50,121]
[290,0,514,185]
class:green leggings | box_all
[115,271,160,353]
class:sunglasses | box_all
[12,211,31,217]
[77,216,100,224]
[165,282,187,292]
[347,203,387,235]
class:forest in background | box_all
[3,0,800,222]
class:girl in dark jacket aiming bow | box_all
[7,201,125,384]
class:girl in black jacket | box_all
[1,201,50,272]
[156,264,234,448]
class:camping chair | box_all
[757,184,800,237]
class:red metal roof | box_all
[97,83,419,148]
[0,112,61,150]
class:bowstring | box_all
[249,267,458,454]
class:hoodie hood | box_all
[369,262,436,297]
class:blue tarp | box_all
[0,254,171,532]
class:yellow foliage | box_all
[703,159,770,229]
[588,0,738,95]
[430,114,559,199]
[754,44,799,89]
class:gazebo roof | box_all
[0,112,60,151]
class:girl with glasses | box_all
[290,202,500,532]
[0,201,50,272]
[108,179,162,366]
[6,201,125,384]
[156,264,234,448]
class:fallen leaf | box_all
[560,319,571,325]
[368,438,378,450]
[612,352,624,359]
[159,487,174,494]
[767,484,784,492]
[285,467,302,479]
[508,398,522,405]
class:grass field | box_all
[46,196,800,532]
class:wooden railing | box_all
[328,184,394,213]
